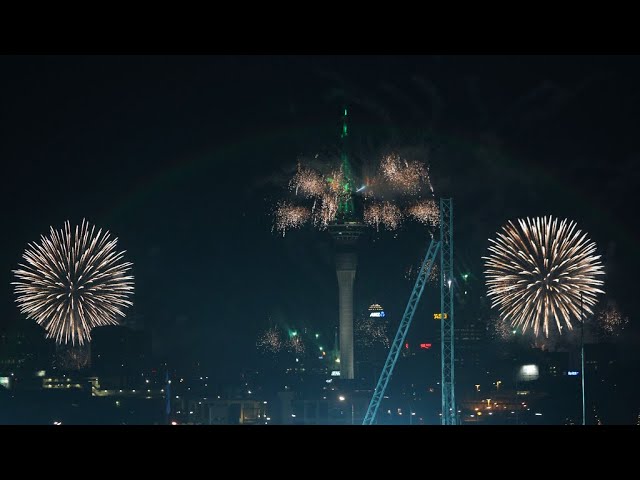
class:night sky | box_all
[1,55,638,381]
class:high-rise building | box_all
[355,303,390,384]
[436,316,485,372]
[0,322,50,375]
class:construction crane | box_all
[440,198,457,425]
[362,198,456,425]
[362,238,441,425]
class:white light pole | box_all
[581,292,586,426]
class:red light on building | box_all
[420,343,432,349]
[405,343,409,349]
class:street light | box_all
[338,395,354,424]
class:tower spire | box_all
[341,105,348,141]
[336,105,354,218]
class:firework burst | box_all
[12,220,134,346]
[380,153,428,194]
[327,165,347,196]
[490,315,513,341]
[406,199,439,227]
[289,163,324,198]
[355,318,390,349]
[257,326,283,354]
[363,203,383,231]
[286,335,305,354]
[273,148,437,237]
[273,202,311,236]
[598,305,628,336]
[484,216,605,337]
[364,202,402,231]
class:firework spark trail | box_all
[364,202,402,231]
[273,202,311,236]
[406,260,438,284]
[289,163,325,198]
[406,199,439,227]
[598,306,628,335]
[257,326,283,353]
[483,216,605,337]
[425,163,435,196]
[404,264,413,281]
[428,261,439,284]
[364,203,383,231]
[312,193,339,229]
[327,166,346,195]
[12,220,134,346]
[381,202,402,230]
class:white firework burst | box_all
[483,216,604,337]
[12,220,134,345]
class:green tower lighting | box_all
[334,105,355,218]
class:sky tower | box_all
[327,107,365,380]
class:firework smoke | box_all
[484,216,605,337]
[12,220,134,346]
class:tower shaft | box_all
[336,251,357,379]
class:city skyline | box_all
[0,55,638,424]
